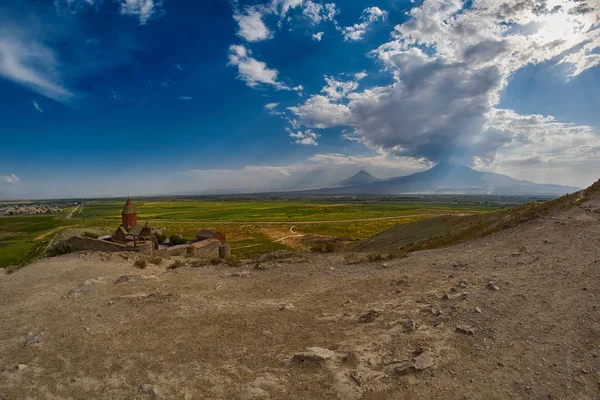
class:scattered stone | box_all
[456,325,476,335]
[279,304,295,311]
[475,307,482,314]
[459,279,468,288]
[380,263,389,269]
[230,271,250,278]
[114,275,138,284]
[291,347,335,365]
[359,310,379,323]
[487,281,500,291]
[349,370,362,386]
[386,351,434,375]
[140,384,165,400]
[443,292,468,300]
[403,319,417,332]
[544,239,553,244]
[9,363,28,373]
[25,333,42,346]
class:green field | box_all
[0,196,535,268]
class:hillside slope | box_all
[0,180,599,399]
[357,178,600,253]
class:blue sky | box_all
[1,0,599,198]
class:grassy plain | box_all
[0,196,534,267]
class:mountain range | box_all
[296,162,580,196]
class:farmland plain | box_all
[0,195,543,267]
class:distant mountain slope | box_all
[335,170,380,187]
[298,162,580,196]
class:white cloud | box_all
[312,31,324,41]
[177,96,192,100]
[321,76,359,99]
[228,45,289,90]
[289,129,320,145]
[287,0,600,169]
[303,1,337,24]
[0,37,74,103]
[234,9,273,42]
[32,100,43,112]
[265,102,280,110]
[341,6,387,41]
[3,174,20,184]
[176,64,182,70]
[119,0,163,25]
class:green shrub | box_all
[366,253,384,262]
[310,242,336,253]
[167,260,185,270]
[46,241,73,257]
[225,256,241,267]
[154,232,166,242]
[82,231,99,239]
[344,253,359,264]
[134,259,147,269]
[189,259,206,268]
[148,256,163,265]
[169,235,187,245]
[210,257,222,265]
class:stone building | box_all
[196,229,226,244]
[112,198,156,249]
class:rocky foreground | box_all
[0,188,599,399]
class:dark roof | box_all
[122,198,137,215]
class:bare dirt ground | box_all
[1,189,600,399]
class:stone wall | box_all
[154,239,221,259]
[66,236,153,255]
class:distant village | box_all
[0,203,75,216]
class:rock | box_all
[413,351,434,370]
[291,347,335,365]
[443,292,468,300]
[9,363,28,373]
[403,319,417,332]
[459,279,468,288]
[114,275,158,284]
[139,384,165,400]
[475,307,482,314]
[386,351,433,375]
[278,304,295,311]
[487,281,500,291]
[456,325,476,335]
[544,239,553,244]
[230,271,250,278]
[359,310,379,323]
[25,333,42,346]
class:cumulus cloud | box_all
[234,9,273,42]
[287,0,600,167]
[289,129,320,145]
[341,6,387,41]
[3,174,20,183]
[119,0,163,25]
[228,44,289,89]
[265,102,280,110]
[303,1,337,24]
[177,96,192,100]
[312,31,324,41]
[32,100,43,112]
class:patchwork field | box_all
[0,196,538,267]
